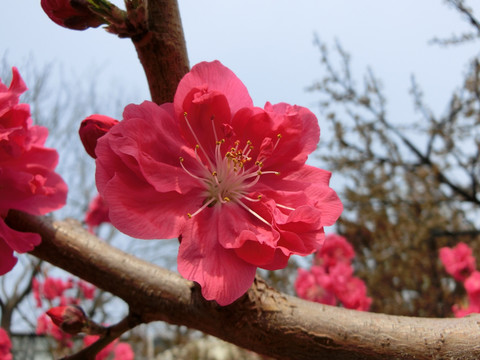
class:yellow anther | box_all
[212,171,217,176]
[179,157,184,162]
[257,170,262,175]
[257,195,262,199]
[184,112,188,117]
[223,197,231,202]
[195,144,200,149]
[277,134,282,139]
[247,140,252,145]
[187,213,192,218]
[275,172,280,175]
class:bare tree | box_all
[307,0,480,318]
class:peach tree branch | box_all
[5,210,480,360]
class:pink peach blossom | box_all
[452,302,480,318]
[47,305,87,335]
[464,271,480,305]
[84,194,110,233]
[37,313,73,348]
[95,61,343,305]
[78,280,97,300]
[41,0,103,30]
[79,114,119,158]
[84,335,115,360]
[295,234,371,311]
[0,328,11,360]
[294,266,336,305]
[315,233,355,268]
[328,262,354,294]
[439,242,476,282]
[42,277,73,301]
[0,68,68,275]
[113,342,135,360]
[336,276,372,311]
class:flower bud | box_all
[41,0,104,31]
[79,114,119,158]
[47,305,88,335]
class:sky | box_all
[1,1,479,121]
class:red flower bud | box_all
[79,114,119,158]
[41,0,104,31]
[47,305,87,335]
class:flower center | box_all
[180,113,282,224]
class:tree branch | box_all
[131,0,190,104]
[5,210,480,360]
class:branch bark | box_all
[6,210,480,360]
[132,0,190,104]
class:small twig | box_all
[62,312,141,360]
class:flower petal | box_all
[0,237,17,276]
[0,217,41,275]
[263,102,320,171]
[100,172,202,239]
[178,207,257,306]
[174,61,253,119]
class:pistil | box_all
[180,112,283,225]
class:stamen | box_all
[273,133,282,150]
[259,170,280,176]
[276,203,296,211]
[187,198,215,218]
[243,194,262,202]
[237,200,271,226]
[211,115,219,143]
[184,112,214,169]
[242,141,252,155]
[179,157,209,183]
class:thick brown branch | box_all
[132,0,189,104]
[5,210,480,360]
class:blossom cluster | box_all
[439,242,480,317]
[33,273,134,359]
[294,234,371,311]
[33,275,96,308]
[86,60,342,305]
[0,68,67,276]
